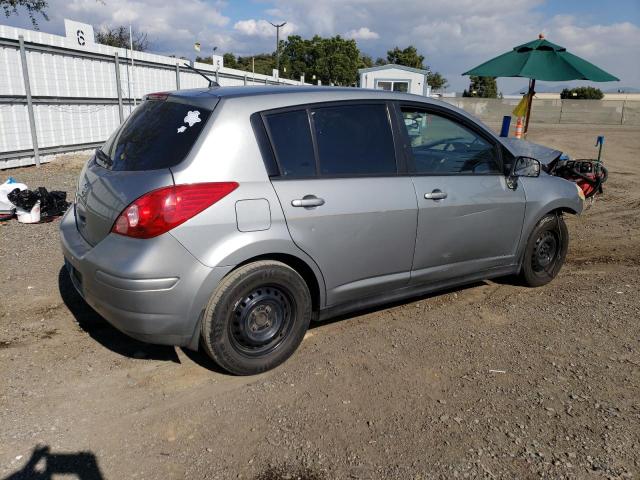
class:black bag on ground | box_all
[7,187,70,219]
[7,188,39,210]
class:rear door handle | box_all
[291,195,325,208]
[424,190,447,200]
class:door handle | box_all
[424,190,447,200]
[291,195,325,208]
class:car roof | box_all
[168,85,445,107]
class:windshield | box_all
[98,100,211,171]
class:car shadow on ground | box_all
[309,281,488,330]
[58,266,180,363]
[179,347,231,375]
[2,445,103,480]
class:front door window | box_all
[401,109,501,175]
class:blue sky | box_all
[536,0,639,25]
[3,0,639,92]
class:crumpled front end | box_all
[499,137,563,165]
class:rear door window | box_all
[261,103,397,178]
[311,104,397,176]
[99,100,211,171]
[264,110,316,177]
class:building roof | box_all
[358,64,430,75]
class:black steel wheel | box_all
[201,260,312,375]
[229,285,294,356]
[531,230,559,274]
[520,214,569,287]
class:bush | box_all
[560,87,604,100]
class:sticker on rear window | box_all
[177,110,201,133]
[184,110,201,126]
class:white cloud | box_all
[234,19,297,38]
[345,27,379,40]
[260,0,638,90]
[8,0,233,53]
[2,0,638,90]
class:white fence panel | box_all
[0,104,31,151]
[178,71,211,90]
[34,103,121,148]
[128,64,178,98]
[27,52,118,98]
[0,45,24,95]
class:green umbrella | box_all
[463,34,619,134]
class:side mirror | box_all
[512,156,541,177]
[507,156,540,189]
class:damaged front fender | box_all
[499,138,562,166]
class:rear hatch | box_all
[75,96,214,246]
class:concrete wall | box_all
[440,98,639,127]
[533,92,640,101]
[0,24,308,169]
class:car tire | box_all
[201,260,312,375]
[520,213,569,287]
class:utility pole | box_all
[268,21,286,75]
[129,25,136,107]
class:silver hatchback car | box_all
[60,86,584,374]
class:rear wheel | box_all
[520,214,569,287]
[201,261,312,375]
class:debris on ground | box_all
[1,177,70,223]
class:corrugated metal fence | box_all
[0,25,307,169]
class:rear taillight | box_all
[111,182,238,239]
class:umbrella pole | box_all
[524,78,535,136]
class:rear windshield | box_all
[98,100,211,171]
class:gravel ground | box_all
[1,124,639,479]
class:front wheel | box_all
[520,214,569,287]
[201,261,312,375]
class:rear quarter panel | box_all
[168,97,327,306]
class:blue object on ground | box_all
[500,116,511,137]
[595,135,605,162]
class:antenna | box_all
[182,62,220,88]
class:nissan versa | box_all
[60,86,584,375]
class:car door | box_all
[397,104,526,285]
[264,102,418,307]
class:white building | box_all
[358,64,431,96]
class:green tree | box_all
[385,45,448,91]
[96,26,150,51]
[560,86,604,99]
[427,72,448,91]
[358,54,373,69]
[386,45,424,69]
[280,35,361,85]
[238,54,276,75]
[1,0,48,27]
[222,53,237,69]
[463,76,498,98]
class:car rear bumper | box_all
[59,206,232,348]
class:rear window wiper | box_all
[95,148,113,168]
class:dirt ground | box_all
[1,124,639,480]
